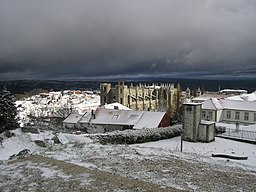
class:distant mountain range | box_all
[0,77,256,95]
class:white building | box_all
[202,98,256,125]
[219,89,247,95]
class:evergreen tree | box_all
[0,88,18,133]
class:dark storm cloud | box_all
[0,0,256,80]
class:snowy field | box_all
[1,128,256,191]
[135,136,256,168]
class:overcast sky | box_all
[0,0,256,80]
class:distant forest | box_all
[0,78,256,96]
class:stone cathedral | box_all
[100,82,180,116]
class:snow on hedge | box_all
[96,125,182,144]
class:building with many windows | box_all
[202,98,256,125]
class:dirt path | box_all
[1,155,182,192]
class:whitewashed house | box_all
[201,98,223,122]
[202,99,256,125]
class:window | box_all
[226,111,231,119]
[112,115,120,119]
[202,111,206,119]
[120,88,123,94]
[254,113,256,122]
[120,97,123,104]
[235,111,240,120]
[208,111,213,121]
[244,112,249,121]
[129,114,138,119]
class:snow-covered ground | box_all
[1,128,256,191]
[217,122,256,132]
[135,136,256,168]
[2,89,255,190]
[1,128,255,169]
[4,89,256,191]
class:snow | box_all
[2,88,256,191]
[227,92,256,102]
[221,99,256,111]
[79,112,91,123]
[16,90,100,127]
[58,133,93,144]
[217,122,256,132]
[103,102,131,110]
[133,111,166,129]
[1,127,256,191]
[202,98,256,112]
[227,95,245,101]
[40,166,72,179]
[134,136,256,168]
[29,131,54,141]
[241,92,256,101]
[202,99,218,110]
[219,89,247,94]
[1,128,255,171]
[0,129,40,160]
[63,113,83,124]
[211,98,223,109]
[56,133,70,144]
[91,108,144,125]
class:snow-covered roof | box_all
[63,113,83,124]
[240,93,256,102]
[202,98,256,112]
[192,93,228,103]
[90,108,167,128]
[226,95,245,101]
[221,100,256,111]
[202,98,223,110]
[219,89,247,94]
[103,102,131,110]
[133,111,166,129]
[91,108,143,125]
[79,112,92,124]
[227,92,256,102]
